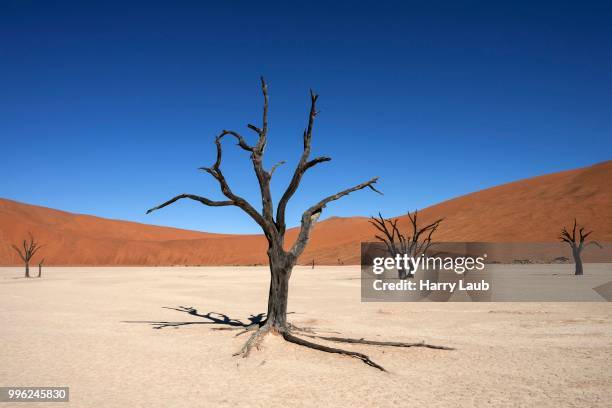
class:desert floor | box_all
[1,266,611,407]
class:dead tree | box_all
[11,233,43,278]
[560,219,602,276]
[370,210,443,279]
[147,78,452,370]
[38,258,45,278]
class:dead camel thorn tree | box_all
[147,78,453,370]
[38,258,45,278]
[560,219,603,276]
[11,233,43,278]
[370,210,443,279]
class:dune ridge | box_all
[1,161,610,265]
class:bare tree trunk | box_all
[265,246,294,331]
[12,233,43,279]
[560,219,603,277]
[38,264,42,278]
[572,247,583,276]
[398,258,417,279]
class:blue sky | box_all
[1,1,611,233]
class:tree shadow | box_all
[124,306,266,330]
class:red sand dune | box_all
[1,161,610,265]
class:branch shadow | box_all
[124,306,266,330]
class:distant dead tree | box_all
[370,210,443,279]
[560,219,603,276]
[147,78,452,370]
[38,258,45,278]
[11,233,43,278]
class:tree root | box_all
[299,334,455,350]
[286,322,342,335]
[202,309,452,371]
[234,323,262,337]
[231,320,318,340]
[282,331,387,371]
[231,324,387,371]
[231,324,454,371]
[233,319,328,338]
[233,326,270,357]
[286,323,316,334]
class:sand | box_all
[1,266,610,407]
[1,161,611,266]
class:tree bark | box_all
[265,245,295,331]
[573,247,583,276]
[25,262,30,278]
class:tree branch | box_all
[304,156,332,171]
[370,213,402,256]
[276,90,320,234]
[290,177,381,257]
[269,160,286,177]
[244,78,276,229]
[11,245,26,262]
[560,219,600,253]
[217,130,253,152]
[256,76,268,153]
[585,241,603,249]
[12,232,43,264]
[147,81,276,237]
[579,228,593,244]
[146,194,234,214]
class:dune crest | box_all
[1,161,610,265]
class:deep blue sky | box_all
[1,1,611,233]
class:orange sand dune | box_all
[1,161,610,265]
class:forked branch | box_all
[559,218,600,249]
[275,90,324,234]
[148,78,380,246]
[290,177,382,257]
[146,194,233,214]
[11,232,42,263]
[371,210,443,258]
[370,210,443,278]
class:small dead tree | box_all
[560,219,602,276]
[370,210,443,279]
[11,233,43,278]
[147,78,452,370]
[38,258,45,278]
